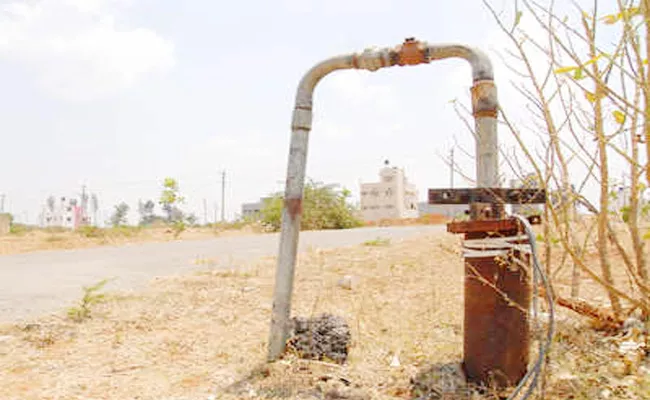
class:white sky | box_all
[0,0,632,225]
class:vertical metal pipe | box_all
[268,56,356,361]
[462,227,531,388]
[471,81,499,188]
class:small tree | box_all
[260,180,363,231]
[159,177,184,222]
[46,195,56,213]
[185,213,198,226]
[110,202,130,227]
[138,199,158,226]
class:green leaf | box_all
[573,67,585,80]
[643,231,650,240]
[514,11,523,28]
[613,110,626,124]
[602,14,619,25]
[555,66,579,74]
[84,278,111,293]
[584,53,603,66]
[585,91,597,103]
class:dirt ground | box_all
[0,216,449,257]
[0,225,264,256]
[0,229,648,399]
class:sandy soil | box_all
[0,226,261,256]
[0,228,647,399]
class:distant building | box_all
[241,197,274,220]
[360,161,419,222]
[608,184,650,220]
[42,196,89,229]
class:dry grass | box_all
[0,225,266,256]
[0,228,647,400]
[0,215,446,256]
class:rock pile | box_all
[287,314,351,364]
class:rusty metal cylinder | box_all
[451,220,531,389]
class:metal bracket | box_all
[428,188,546,205]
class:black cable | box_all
[507,215,556,400]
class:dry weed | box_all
[0,229,647,399]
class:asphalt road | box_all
[0,225,444,323]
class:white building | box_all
[360,162,419,222]
[241,199,264,219]
[42,196,88,229]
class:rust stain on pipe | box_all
[461,226,531,389]
[396,37,429,66]
[471,80,498,118]
[285,198,303,219]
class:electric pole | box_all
[203,198,208,225]
[81,185,87,225]
[0,194,4,213]
[450,147,455,188]
[221,170,226,222]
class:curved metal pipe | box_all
[425,44,494,81]
[268,39,500,361]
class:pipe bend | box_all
[294,47,395,107]
[295,55,355,107]
[292,42,495,110]
[425,44,494,82]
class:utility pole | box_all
[81,185,87,225]
[0,194,4,213]
[221,170,226,222]
[214,202,219,224]
[203,198,208,225]
[450,147,455,188]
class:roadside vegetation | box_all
[258,179,364,232]
[1,231,647,399]
[467,0,650,328]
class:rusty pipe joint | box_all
[471,80,498,119]
[352,46,395,71]
[396,37,430,66]
[352,38,432,71]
